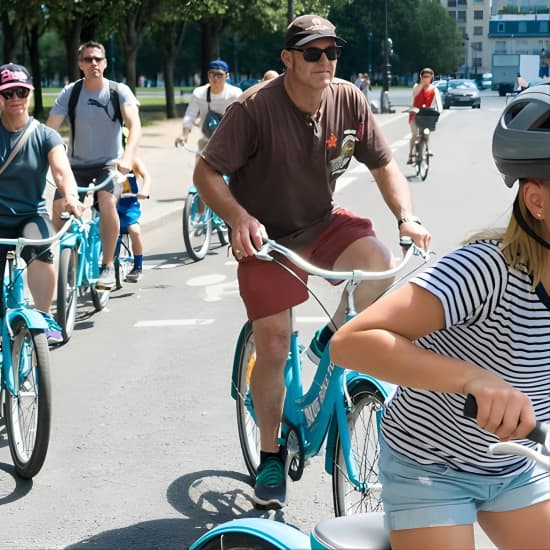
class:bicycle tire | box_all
[90,285,110,311]
[331,381,385,516]
[183,191,212,261]
[115,233,133,289]
[4,322,52,479]
[416,139,430,181]
[56,247,78,343]
[234,321,261,479]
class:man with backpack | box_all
[47,40,141,290]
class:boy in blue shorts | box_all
[117,157,151,282]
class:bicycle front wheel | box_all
[183,192,212,261]
[56,247,78,343]
[332,381,385,516]
[415,138,430,181]
[5,321,52,478]
[234,321,261,479]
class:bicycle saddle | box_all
[310,512,390,549]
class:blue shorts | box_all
[117,202,141,232]
[379,434,550,531]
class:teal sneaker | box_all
[305,328,326,365]
[253,455,287,509]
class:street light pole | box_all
[380,0,394,113]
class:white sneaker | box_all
[96,265,115,290]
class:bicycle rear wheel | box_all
[183,191,212,261]
[114,233,133,289]
[415,138,430,181]
[331,381,385,516]
[234,321,261,478]
[56,247,78,343]
[4,321,52,478]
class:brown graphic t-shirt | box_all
[202,76,392,248]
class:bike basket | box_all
[415,109,440,131]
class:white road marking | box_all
[134,319,215,327]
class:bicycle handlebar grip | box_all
[464,394,548,446]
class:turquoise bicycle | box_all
[56,171,121,342]
[232,239,431,515]
[182,181,229,261]
[0,219,71,478]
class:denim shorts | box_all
[379,434,550,531]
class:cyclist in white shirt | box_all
[174,59,241,151]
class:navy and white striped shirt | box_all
[382,240,550,476]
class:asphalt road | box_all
[0,92,512,549]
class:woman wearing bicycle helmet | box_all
[331,83,549,550]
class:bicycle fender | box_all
[324,374,394,475]
[1,311,47,395]
[189,518,309,550]
[231,321,252,400]
[6,308,48,331]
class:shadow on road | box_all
[65,469,291,549]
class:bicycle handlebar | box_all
[255,239,433,284]
[76,169,126,194]
[0,216,74,249]
[463,394,550,471]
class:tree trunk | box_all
[27,25,44,118]
[1,12,24,62]
[62,19,82,83]
[160,20,187,119]
[201,20,222,84]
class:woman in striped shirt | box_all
[331,84,550,550]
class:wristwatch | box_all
[397,216,422,228]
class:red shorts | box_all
[237,208,375,320]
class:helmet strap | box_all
[513,195,550,250]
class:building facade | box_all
[441,0,549,77]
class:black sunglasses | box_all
[290,46,341,62]
[0,87,31,100]
[82,56,105,63]
[208,71,226,79]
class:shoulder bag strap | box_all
[0,118,40,177]
[206,86,212,112]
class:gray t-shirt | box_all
[50,79,139,168]
[0,118,63,225]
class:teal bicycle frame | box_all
[233,240,431,515]
[0,219,71,478]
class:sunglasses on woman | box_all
[289,46,341,62]
[0,87,31,100]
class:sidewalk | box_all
[136,109,407,233]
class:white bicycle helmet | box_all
[492,82,550,187]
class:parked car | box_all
[443,79,481,109]
[433,79,449,94]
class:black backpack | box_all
[67,78,123,149]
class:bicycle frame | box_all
[1,220,71,395]
[232,241,431,494]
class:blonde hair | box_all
[465,184,548,286]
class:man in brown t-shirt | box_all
[194,14,431,509]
